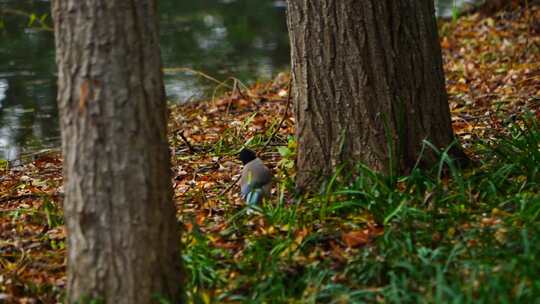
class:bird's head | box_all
[239,148,257,165]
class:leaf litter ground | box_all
[1,5,540,303]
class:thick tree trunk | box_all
[52,1,182,303]
[287,0,465,189]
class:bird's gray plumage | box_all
[240,157,272,205]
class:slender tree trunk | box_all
[286,0,466,189]
[52,1,183,303]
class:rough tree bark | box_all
[286,0,466,189]
[52,1,182,303]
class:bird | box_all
[239,148,272,206]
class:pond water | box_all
[0,0,478,161]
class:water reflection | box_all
[159,0,290,101]
[0,79,7,103]
[0,0,479,161]
[0,0,58,161]
[435,0,479,17]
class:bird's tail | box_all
[246,189,263,205]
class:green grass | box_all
[182,117,540,303]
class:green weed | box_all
[182,116,540,302]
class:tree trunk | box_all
[52,1,183,303]
[286,0,466,189]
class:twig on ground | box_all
[218,174,242,196]
[179,131,197,153]
[262,78,293,151]
[0,193,60,204]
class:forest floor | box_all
[1,4,540,303]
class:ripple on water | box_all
[0,79,8,105]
